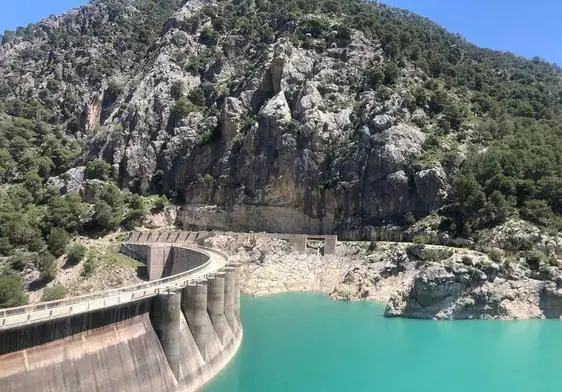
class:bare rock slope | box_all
[206,234,562,320]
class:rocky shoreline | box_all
[204,234,562,320]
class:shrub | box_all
[526,250,547,270]
[85,159,112,180]
[122,208,146,230]
[188,87,206,107]
[28,236,46,252]
[82,255,97,278]
[547,256,560,267]
[47,227,70,257]
[67,244,87,265]
[171,98,195,122]
[170,80,184,99]
[41,284,67,302]
[152,195,168,213]
[406,244,425,260]
[421,247,454,262]
[366,68,385,89]
[520,199,557,227]
[412,234,430,245]
[383,62,399,85]
[0,273,28,308]
[404,212,416,226]
[35,252,57,282]
[487,248,504,263]
[9,252,29,272]
[461,255,473,266]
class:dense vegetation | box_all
[0,0,561,306]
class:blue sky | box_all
[1,0,561,66]
[0,0,88,32]
[380,0,562,66]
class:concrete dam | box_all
[0,232,243,392]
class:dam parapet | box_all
[0,236,242,392]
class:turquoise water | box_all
[206,293,562,392]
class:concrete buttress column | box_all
[223,268,238,335]
[229,263,241,320]
[147,245,172,280]
[183,282,222,362]
[207,274,234,347]
[151,291,182,381]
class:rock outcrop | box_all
[204,234,562,320]
[384,261,555,320]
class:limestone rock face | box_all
[539,281,562,318]
[371,114,393,133]
[48,166,86,195]
[385,262,546,320]
[0,1,465,234]
[222,97,244,144]
[414,166,449,212]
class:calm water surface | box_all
[206,293,562,392]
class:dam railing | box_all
[0,244,228,330]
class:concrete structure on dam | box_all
[125,229,338,256]
[0,233,242,392]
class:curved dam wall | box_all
[0,244,243,392]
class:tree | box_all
[383,63,399,85]
[520,199,555,227]
[46,194,86,233]
[94,200,122,231]
[447,171,487,234]
[99,183,124,208]
[23,170,44,201]
[9,251,29,272]
[199,26,219,46]
[122,194,147,230]
[6,217,36,246]
[481,191,511,227]
[47,227,70,257]
[0,273,28,308]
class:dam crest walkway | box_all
[0,242,228,330]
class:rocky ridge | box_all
[1,0,471,234]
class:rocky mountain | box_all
[1,0,562,237]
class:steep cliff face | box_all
[84,1,447,233]
[1,0,561,235]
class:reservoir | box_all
[206,293,562,392]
